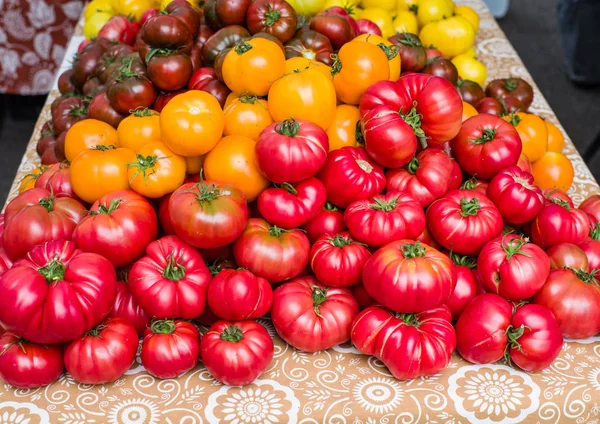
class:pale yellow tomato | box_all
[393,11,418,34]
[451,54,487,87]
[360,8,395,38]
[347,5,363,18]
[83,12,112,39]
[323,0,361,9]
[118,0,155,21]
[360,0,396,12]
[420,16,475,57]
[287,0,326,16]
[454,5,480,32]
[463,47,477,58]
[84,0,113,21]
[395,0,418,13]
[417,0,454,27]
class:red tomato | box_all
[427,189,503,255]
[141,320,200,379]
[129,236,212,319]
[3,188,86,261]
[385,147,454,207]
[0,240,117,343]
[64,317,138,384]
[579,238,600,269]
[34,162,79,200]
[362,240,454,312]
[534,268,600,339]
[344,191,425,247]
[351,305,456,380]
[460,176,488,195]
[302,202,347,243]
[317,146,386,208]
[0,332,63,388]
[271,276,359,352]
[547,243,589,271]
[73,190,158,268]
[109,269,151,336]
[169,179,248,248]
[451,114,522,180]
[449,159,463,190]
[530,198,591,249]
[580,194,600,223]
[233,218,310,282]
[255,118,329,183]
[201,320,274,386]
[486,166,545,225]
[310,232,371,287]
[257,178,327,228]
[207,269,273,320]
[446,253,480,321]
[351,283,376,309]
[543,188,573,207]
[416,224,442,250]
[477,234,550,300]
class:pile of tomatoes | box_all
[1,0,598,390]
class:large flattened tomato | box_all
[310,232,370,287]
[129,236,212,319]
[0,240,117,344]
[530,198,591,249]
[302,202,347,243]
[271,276,359,352]
[351,305,456,380]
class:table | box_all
[2,1,600,423]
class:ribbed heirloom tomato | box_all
[531,197,590,249]
[109,270,151,336]
[223,95,273,140]
[128,142,186,199]
[310,232,370,287]
[446,253,480,321]
[302,202,348,243]
[34,163,78,200]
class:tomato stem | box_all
[449,252,476,269]
[505,77,517,91]
[127,154,162,186]
[235,42,253,55]
[399,105,427,147]
[377,43,399,60]
[500,234,531,260]
[370,195,398,212]
[329,234,352,248]
[207,259,230,276]
[163,255,186,281]
[86,323,108,337]
[472,128,497,144]
[311,285,328,318]
[70,105,88,117]
[90,198,123,216]
[38,196,55,212]
[150,319,176,334]
[38,258,66,284]
[279,182,298,195]
[590,223,600,241]
[400,241,426,259]
[547,196,571,210]
[131,107,156,117]
[406,157,420,175]
[570,267,599,285]
[459,197,481,217]
[274,118,301,137]
[396,312,420,327]
[324,201,338,212]
[239,95,258,104]
[264,5,281,26]
[269,225,286,238]
[396,33,422,47]
[220,325,244,342]
[330,54,341,76]
[460,177,478,190]
[409,4,418,13]
[0,338,30,356]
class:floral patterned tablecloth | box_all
[2,1,600,423]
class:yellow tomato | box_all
[287,0,325,16]
[347,5,363,18]
[83,12,112,39]
[117,108,161,153]
[393,11,418,34]
[451,54,487,87]
[396,0,418,12]
[545,121,565,152]
[360,0,396,12]
[116,0,155,21]
[360,8,395,39]
[326,105,361,151]
[223,95,273,140]
[323,0,360,9]
[269,67,337,130]
[417,0,454,27]
[420,16,475,58]
[185,156,204,174]
[531,151,574,192]
[463,47,477,58]
[285,57,332,80]
[461,101,478,122]
[354,34,401,81]
[454,5,480,32]
[84,0,113,21]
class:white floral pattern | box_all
[0,402,50,424]
[107,398,160,424]
[352,377,404,415]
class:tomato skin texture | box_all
[530,201,591,249]
[531,151,574,192]
[344,191,425,247]
[579,239,600,270]
[258,178,327,228]
[0,240,117,344]
[385,148,454,207]
[506,112,548,162]
[34,163,79,200]
[310,232,370,287]
[64,318,138,384]
[109,277,151,337]
[580,194,600,223]
[317,146,386,208]
[233,218,310,283]
[129,236,212,319]
[354,33,401,81]
[141,320,200,379]
[486,77,534,114]
[117,109,161,153]
[326,105,361,151]
[284,29,334,66]
[477,234,550,300]
[223,95,273,140]
[486,166,545,225]
[201,320,274,386]
[303,204,347,243]
[452,114,522,180]
[351,305,456,380]
[547,243,589,271]
[65,119,118,162]
[419,16,475,58]
[207,269,273,320]
[446,263,479,321]
[271,276,359,352]
[256,119,329,184]
[363,240,454,313]
[73,190,158,268]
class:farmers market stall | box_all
[1,0,600,423]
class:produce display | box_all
[1,0,599,410]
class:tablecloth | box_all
[1,1,600,423]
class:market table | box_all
[2,1,600,423]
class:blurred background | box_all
[0,0,599,205]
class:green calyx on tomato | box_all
[86,323,108,337]
[277,182,298,195]
[127,154,162,185]
[0,338,31,356]
[399,106,427,147]
[328,234,353,248]
[400,242,426,259]
[395,312,420,327]
[90,198,123,216]
[504,77,517,91]
[590,223,600,241]
[118,268,129,282]
[268,225,287,238]
[507,113,521,127]
[311,285,328,318]
[69,105,88,117]
[569,268,599,285]
[500,235,531,261]
[235,42,253,55]
[397,33,422,47]
[324,201,339,212]
[150,319,176,335]
[38,196,55,212]
[38,259,66,284]
[189,181,223,204]
[163,255,186,281]
[504,323,531,364]
[472,128,497,144]
[460,177,478,190]
[459,197,481,217]
[330,54,342,76]
[377,43,399,60]
[93,144,117,151]
[239,95,260,104]
[355,121,365,145]
[548,196,572,210]
[449,252,476,269]
[131,107,156,117]
[274,118,301,137]
[145,47,177,64]
[370,195,399,212]
[115,56,138,82]
[409,4,418,13]
[406,156,420,175]
[220,325,244,342]
[264,5,282,26]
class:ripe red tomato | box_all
[579,238,600,269]
[64,317,139,384]
[451,114,522,180]
[449,159,463,190]
[257,178,327,228]
[477,234,550,300]
[0,240,117,344]
[547,242,589,271]
[460,176,489,195]
[351,305,456,380]
[351,283,375,309]
[201,320,274,386]
[385,148,454,207]
[580,194,600,223]
[486,166,545,224]
[34,162,79,200]
[446,253,480,321]
[141,320,200,379]
[317,146,386,208]
[427,189,503,255]
[271,276,359,352]
[302,202,347,243]
[543,188,573,207]
[73,190,158,268]
[530,198,591,249]
[233,218,310,282]
[310,232,371,287]
[129,236,212,319]
[344,191,425,247]
[207,269,273,320]
[108,269,151,336]
[256,118,329,183]
[0,332,63,388]
[169,179,248,249]
[362,240,454,313]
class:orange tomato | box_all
[70,145,136,204]
[223,95,273,140]
[18,165,47,193]
[222,38,286,96]
[64,119,118,162]
[128,142,186,198]
[505,112,548,162]
[268,67,337,130]
[326,105,361,151]
[117,108,161,153]
[204,135,270,202]
[462,101,478,122]
[545,120,565,152]
[224,92,240,109]
[531,151,574,192]
[353,34,401,81]
[332,41,389,105]
[285,57,332,80]
[185,156,205,174]
[160,91,225,157]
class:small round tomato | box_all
[64,119,118,162]
[419,16,475,58]
[128,142,186,199]
[353,33,401,81]
[310,232,370,287]
[34,162,78,200]
[417,0,454,27]
[392,11,418,34]
[117,108,161,153]
[302,202,348,243]
[505,112,548,162]
[326,105,361,151]
[531,197,590,249]
[223,95,273,140]
[545,120,565,152]
[451,54,487,88]
[531,151,574,192]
